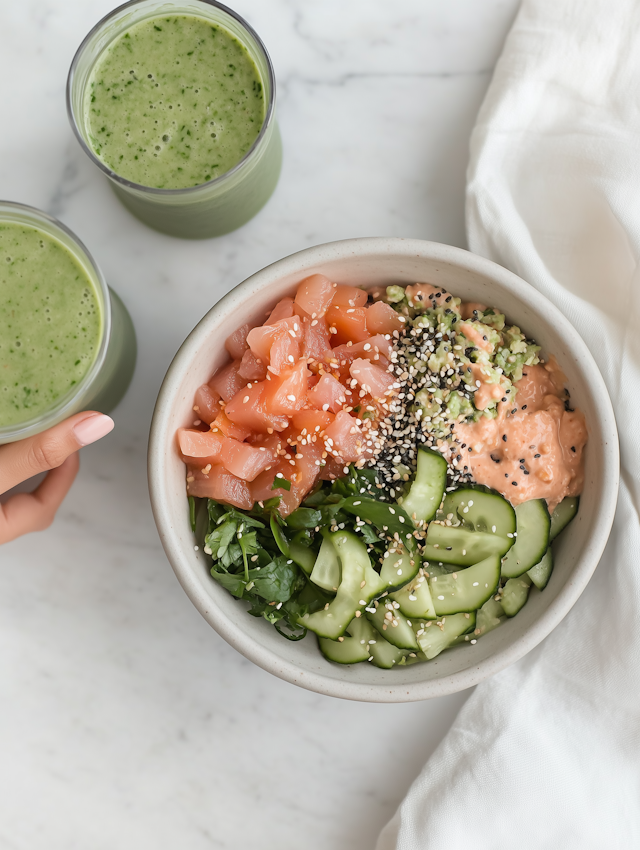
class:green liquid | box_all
[0,223,102,429]
[85,15,265,190]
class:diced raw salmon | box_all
[187,464,253,510]
[326,305,370,346]
[267,296,295,324]
[269,325,302,374]
[178,428,224,459]
[294,274,335,318]
[264,361,310,415]
[301,316,332,361]
[225,382,289,433]
[319,455,346,481]
[209,360,248,402]
[323,410,365,463]
[349,358,395,398]
[365,301,405,334]
[291,409,335,434]
[331,334,393,368]
[238,348,267,381]
[219,436,277,482]
[250,459,291,503]
[193,383,222,424]
[247,316,300,371]
[225,323,253,360]
[307,373,347,413]
[210,410,253,442]
[330,284,368,309]
[277,441,323,516]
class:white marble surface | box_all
[0,2,520,847]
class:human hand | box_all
[0,412,114,544]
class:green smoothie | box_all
[0,223,102,429]
[85,15,265,190]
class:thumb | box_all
[0,412,114,495]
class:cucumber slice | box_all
[369,639,410,669]
[318,617,374,664]
[501,575,532,617]
[366,600,419,650]
[399,447,447,525]
[289,533,316,577]
[390,571,437,619]
[397,651,426,667]
[429,554,501,615]
[549,496,579,541]
[501,499,550,578]
[379,548,420,591]
[310,536,341,592]
[414,612,476,659]
[528,547,554,590]
[299,531,386,639]
[423,523,513,566]
[475,595,506,636]
[442,488,516,537]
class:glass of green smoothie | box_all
[67,0,282,239]
[0,202,137,445]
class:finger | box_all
[0,454,80,544]
[0,411,113,495]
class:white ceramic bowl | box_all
[148,238,619,702]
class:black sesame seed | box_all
[502,434,507,442]
[519,459,525,463]
[571,446,576,452]
[534,453,541,458]
[522,404,528,410]
[512,481,518,486]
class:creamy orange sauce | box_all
[460,302,487,319]
[467,362,508,411]
[460,322,492,352]
[455,359,587,511]
[406,283,456,309]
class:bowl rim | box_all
[148,237,619,702]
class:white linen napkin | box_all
[377,0,640,845]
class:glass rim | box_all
[66,0,278,197]
[0,200,111,442]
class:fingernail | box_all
[74,414,114,447]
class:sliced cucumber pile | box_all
[302,470,580,667]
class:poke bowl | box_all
[148,237,618,702]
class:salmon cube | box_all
[225,382,289,433]
[187,464,253,510]
[326,305,369,346]
[307,373,347,413]
[330,284,368,309]
[291,409,335,435]
[349,358,395,398]
[264,361,310,415]
[277,441,323,516]
[219,436,277,482]
[294,274,336,318]
[301,316,332,361]
[193,383,222,424]
[266,296,295,324]
[323,410,365,463]
[238,348,267,381]
[178,428,224,460]
[225,323,254,360]
[210,410,253,442]
[365,301,405,334]
[209,360,248,402]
